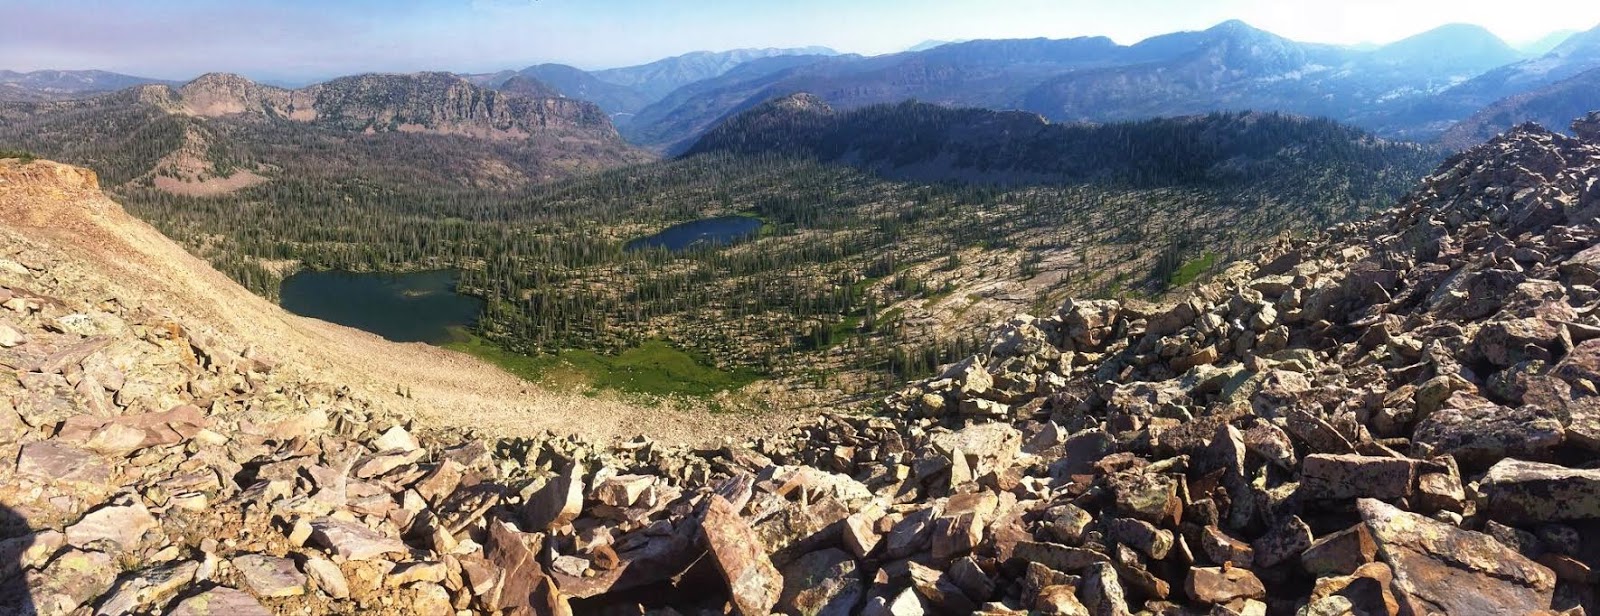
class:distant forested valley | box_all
[86,103,1439,403]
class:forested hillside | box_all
[688,94,1431,194]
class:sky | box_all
[3,0,1599,83]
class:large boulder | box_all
[1479,459,1600,524]
[702,494,783,615]
[778,548,863,616]
[1358,499,1555,615]
[1299,454,1416,500]
[1412,391,1563,467]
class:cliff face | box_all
[173,71,619,139]
[4,121,1600,613]
[0,73,652,193]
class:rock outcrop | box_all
[5,119,1600,614]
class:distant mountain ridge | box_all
[0,69,173,101]
[617,20,1580,150]
[0,71,649,193]
[590,47,838,100]
[1439,65,1600,149]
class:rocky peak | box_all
[1574,110,1600,141]
[175,72,294,117]
[496,74,562,99]
[764,91,833,114]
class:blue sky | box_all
[3,0,1598,82]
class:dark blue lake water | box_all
[279,270,483,344]
[624,216,763,253]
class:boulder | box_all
[1013,541,1110,574]
[1105,517,1172,560]
[486,520,548,610]
[308,517,408,561]
[0,323,22,347]
[702,494,783,615]
[65,501,158,552]
[593,474,655,508]
[1252,515,1313,569]
[1412,392,1563,467]
[25,548,117,615]
[93,560,199,615]
[1358,499,1555,615]
[372,425,419,453]
[525,464,586,531]
[1107,471,1181,525]
[231,553,306,598]
[1200,526,1253,568]
[168,586,271,616]
[303,557,350,599]
[1479,459,1600,524]
[1079,562,1129,616]
[778,548,863,616]
[1573,111,1600,141]
[16,441,112,485]
[1185,566,1265,604]
[1300,524,1377,577]
[1299,454,1416,500]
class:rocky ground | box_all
[3,115,1600,615]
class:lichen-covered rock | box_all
[1412,392,1564,467]
[703,494,783,615]
[1299,454,1416,500]
[1480,459,1600,524]
[1359,499,1556,615]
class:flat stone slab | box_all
[308,517,408,561]
[232,553,306,597]
[168,587,272,616]
[1358,498,1555,615]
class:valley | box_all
[77,104,1437,409]
[13,17,1588,411]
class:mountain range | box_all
[463,47,838,124]
[0,69,171,101]
[617,20,1598,150]
[5,20,1600,158]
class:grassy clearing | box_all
[1168,252,1219,288]
[446,330,762,398]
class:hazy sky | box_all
[4,0,1598,82]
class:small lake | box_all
[625,216,762,253]
[279,270,484,344]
